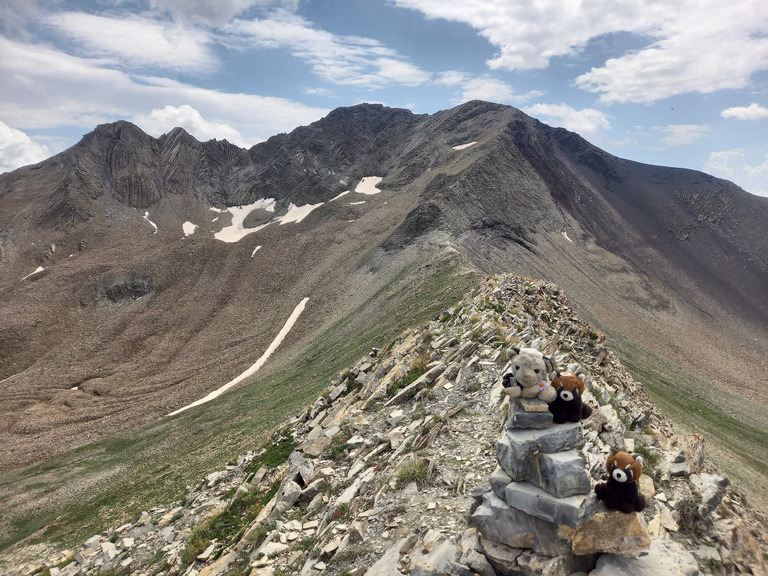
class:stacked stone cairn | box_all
[471,364,651,575]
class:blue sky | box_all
[1,0,767,196]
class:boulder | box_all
[591,538,698,576]
[479,536,524,576]
[690,473,730,516]
[471,491,572,556]
[504,482,598,529]
[562,508,650,555]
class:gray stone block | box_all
[504,481,598,529]
[489,466,512,500]
[506,399,553,429]
[471,491,572,556]
[497,427,590,497]
[535,451,591,498]
[497,424,582,465]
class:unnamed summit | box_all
[0,100,767,514]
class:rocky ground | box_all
[3,275,766,576]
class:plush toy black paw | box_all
[548,371,593,424]
[594,451,646,513]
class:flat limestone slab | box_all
[497,429,591,497]
[520,398,550,412]
[472,491,572,556]
[499,423,582,459]
[507,399,553,429]
[504,481,598,529]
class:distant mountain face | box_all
[1,101,767,472]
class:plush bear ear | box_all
[632,454,644,468]
[544,355,555,374]
[510,347,521,357]
[578,372,586,382]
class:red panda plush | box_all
[548,371,593,424]
[595,451,647,513]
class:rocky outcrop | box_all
[3,276,766,576]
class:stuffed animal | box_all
[548,371,593,424]
[501,347,556,403]
[594,451,646,513]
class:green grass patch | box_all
[324,431,352,461]
[387,352,430,398]
[247,433,297,473]
[394,457,431,489]
[180,481,279,566]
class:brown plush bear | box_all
[594,451,646,513]
[548,371,593,424]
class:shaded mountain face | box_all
[1,101,767,472]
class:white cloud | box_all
[654,124,709,147]
[524,103,611,138]
[393,0,665,70]
[0,0,41,38]
[0,37,329,145]
[395,0,768,104]
[46,12,217,72]
[436,71,527,105]
[228,11,430,89]
[455,77,514,104]
[722,103,768,120]
[132,105,248,147]
[0,121,51,173]
[704,149,768,197]
[304,87,336,98]
[149,0,270,26]
[575,2,768,103]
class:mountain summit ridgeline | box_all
[1,101,767,515]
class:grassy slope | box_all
[0,254,478,552]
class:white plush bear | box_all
[502,347,557,403]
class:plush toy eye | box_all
[534,368,540,373]
[515,365,520,371]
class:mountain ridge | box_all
[2,275,765,575]
[1,100,766,517]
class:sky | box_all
[1,1,767,197]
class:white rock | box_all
[257,541,289,558]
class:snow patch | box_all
[143,211,158,234]
[349,201,366,205]
[183,221,198,236]
[251,245,262,257]
[168,297,309,416]
[562,231,573,243]
[278,202,322,225]
[22,266,45,280]
[213,198,323,242]
[452,141,477,150]
[331,190,350,201]
[355,176,383,195]
[213,198,276,243]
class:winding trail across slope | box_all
[167,298,309,417]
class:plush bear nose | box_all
[612,468,628,482]
[560,390,573,401]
